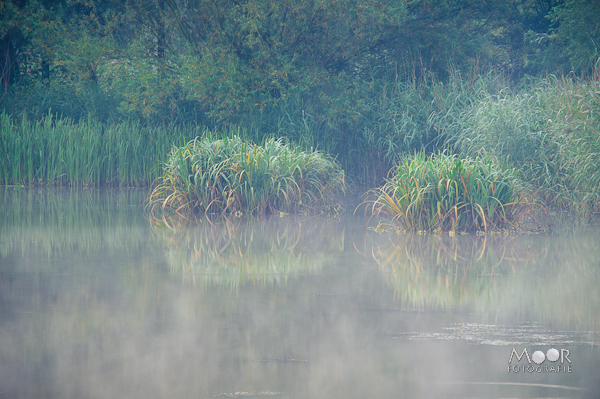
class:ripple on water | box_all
[388,322,598,345]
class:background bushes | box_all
[1,0,600,213]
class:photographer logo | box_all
[508,347,572,373]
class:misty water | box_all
[1,189,599,399]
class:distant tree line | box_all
[1,0,598,126]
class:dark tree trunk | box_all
[41,59,50,83]
[0,31,21,92]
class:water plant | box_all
[367,152,523,232]
[146,135,345,219]
[450,74,600,214]
[0,113,200,187]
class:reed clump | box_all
[146,136,345,218]
[368,152,523,232]
[451,74,600,214]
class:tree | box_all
[526,0,600,73]
[2,0,589,124]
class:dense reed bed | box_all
[0,113,201,187]
[451,74,600,214]
[146,136,345,219]
[368,152,523,232]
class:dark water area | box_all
[1,188,599,399]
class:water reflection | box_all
[363,230,600,333]
[0,187,151,256]
[1,189,599,398]
[153,216,345,288]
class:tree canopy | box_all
[1,0,598,125]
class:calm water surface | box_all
[1,189,599,399]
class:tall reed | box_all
[450,74,600,214]
[368,152,523,232]
[146,135,345,219]
[0,113,200,187]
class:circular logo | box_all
[546,348,560,362]
[532,350,546,364]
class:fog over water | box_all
[1,189,599,398]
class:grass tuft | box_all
[367,152,524,232]
[145,135,345,219]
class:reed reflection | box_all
[152,215,345,289]
[0,187,151,257]
[363,230,600,331]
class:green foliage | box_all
[146,135,345,219]
[0,112,198,186]
[526,0,600,73]
[368,152,523,232]
[0,0,128,120]
[1,0,564,124]
[451,74,600,213]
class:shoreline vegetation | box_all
[2,71,599,227]
[366,152,527,233]
[2,0,600,228]
[145,136,345,219]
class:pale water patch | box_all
[0,188,599,399]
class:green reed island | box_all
[145,136,345,218]
[1,0,599,225]
[368,152,522,232]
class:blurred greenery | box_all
[362,229,600,330]
[1,0,599,213]
[152,215,346,289]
